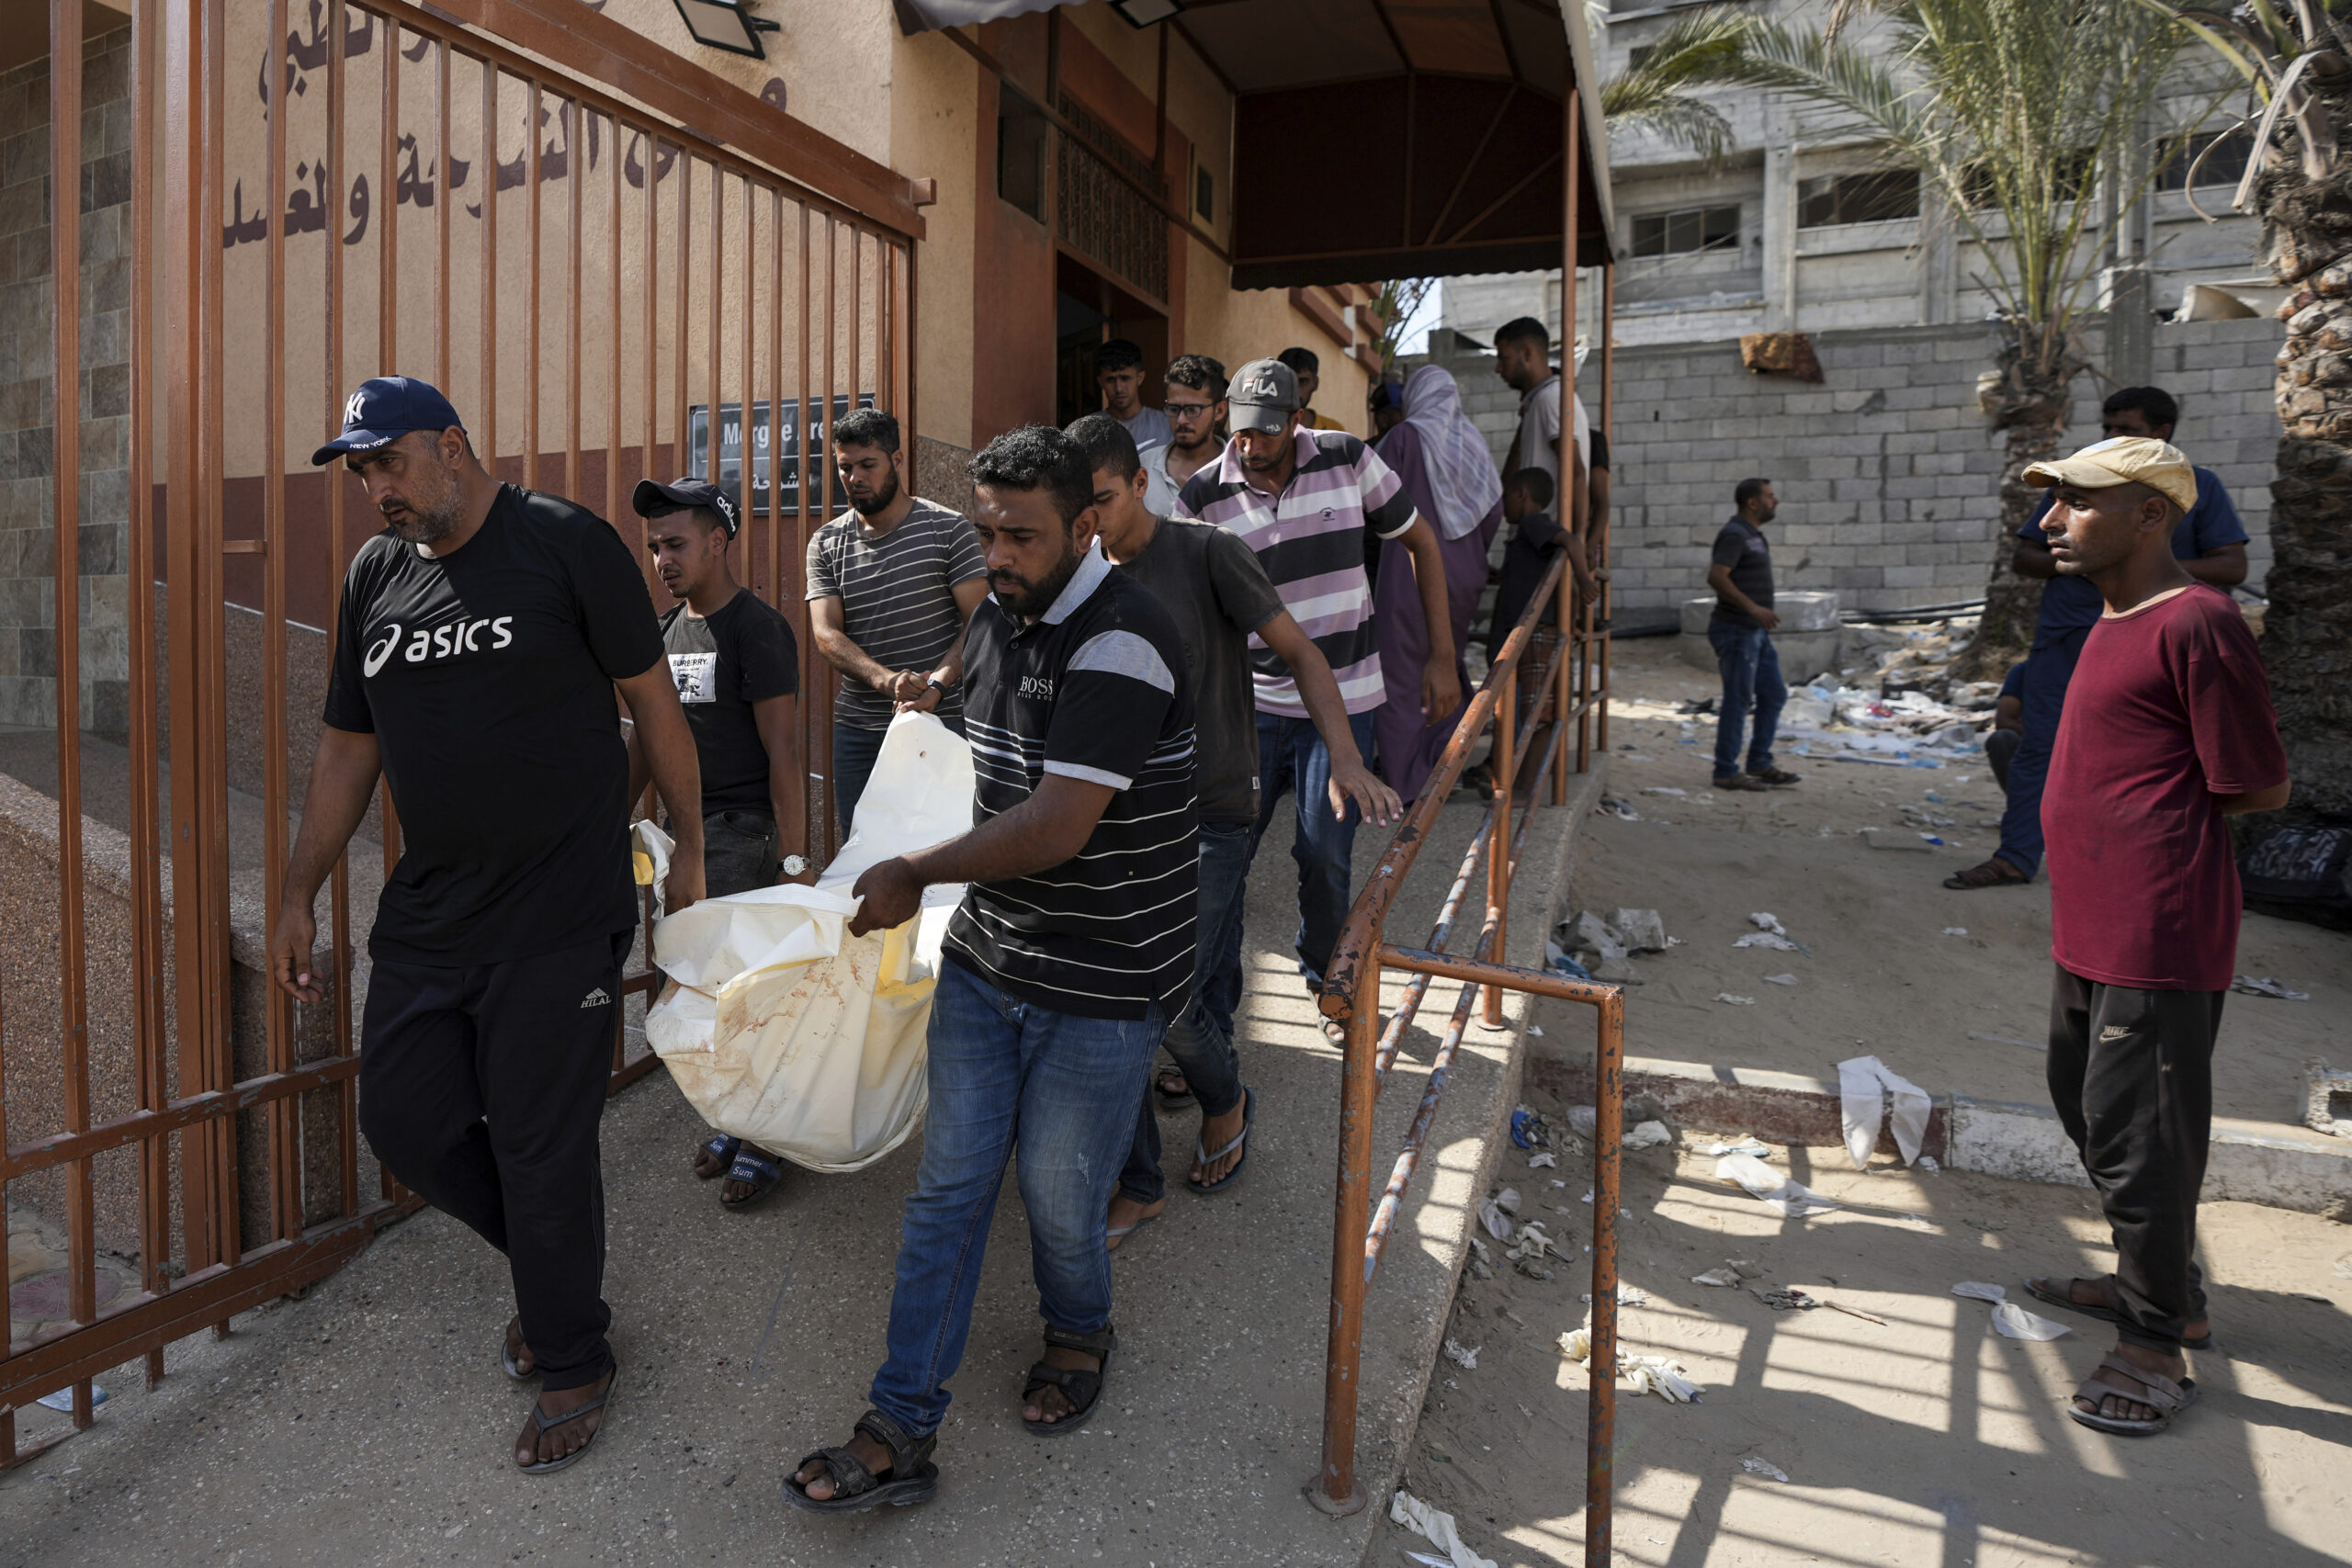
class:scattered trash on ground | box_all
[1442,1338,1480,1371]
[1733,931,1800,953]
[1691,1266,1741,1287]
[1716,1152,1840,1217]
[1623,1119,1675,1149]
[1465,1237,1494,1280]
[1697,1136,1772,1158]
[1596,796,1641,821]
[1611,908,1669,952]
[1941,926,1968,937]
[1390,1489,1499,1568]
[1748,912,1787,934]
[1528,1151,1557,1169]
[1968,1030,2048,1052]
[1715,992,1757,1006]
[1641,786,1687,798]
[1951,1280,2007,1303]
[1917,1155,1939,1174]
[1544,939,1594,982]
[1838,1055,1933,1169]
[1580,1282,1649,1307]
[1991,1302,2072,1340]
[2233,976,2312,1001]
[1477,1191,1518,1243]
[1510,1106,1553,1149]
[1623,1357,1704,1402]
[1753,1286,1819,1311]
[1763,972,1799,986]
[1526,1024,1544,1037]
[1740,1456,1791,1483]
[1566,1105,1599,1139]
[34,1383,105,1413]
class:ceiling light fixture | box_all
[672,0,780,59]
[1110,0,1182,27]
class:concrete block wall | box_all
[1409,312,2284,616]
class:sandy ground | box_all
[1374,634,2352,1568]
[1381,1095,2352,1568]
[1553,636,2346,1124]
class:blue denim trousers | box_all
[867,959,1164,1437]
[831,714,965,834]
[1250,709,1378,988]
[1118,821,1253,1204]
[1992,626,2088,879]
[1707,617,1787,779]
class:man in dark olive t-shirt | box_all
[1066,413,1397,1249]
[268,378,707,1479]
[2011,436,2288,1442]
[631,477,803,1212]
[1704,478,1800,794]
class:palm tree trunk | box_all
[1956,319,2081,681]
[2265,331,2352,821]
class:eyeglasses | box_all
[1167,402,1216,420]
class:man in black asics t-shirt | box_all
[268,378,706,1477]
[629,476,803,1210]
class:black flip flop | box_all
[1153,1065,1197,1111]
[2023,1276,2214,1350]
[693,1133,741,1179]
[1185,1088,1255,1196]
[719,1146,787,1209]
[518,1370,616,1475]
[500,1316,537,1382]
[1023,1325,1114,1438]
[783,1408,939,1514]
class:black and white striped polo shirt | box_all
[942,546,1199,1021]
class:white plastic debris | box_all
[1838,1055,1933,1169]
[1580,1282,1648,1307]
[1528,1150,1557,1169]
[1442,1337,1480,1371]
[1917,1155,1939,1174]
[1566,1105,1598,1138]
[1477,1197,1516,1243]
[1991,1302,2072,1341]
[1690,1266,1741,1287]
[1762,973,1799,986]
[1740,1456,1791,1483]
[1623,1119,1674,1149]
[1715,1152,1840,1217]
[1640,786,1688,797]
[1390,1490,1499,1568]
[1951,1280,2007,1303]
[1734,931,1800,952]
[1715,993,1757,1006]
[1623,1358,1703,1403]
[1697,1136,1771,1158]
[1508,1222,1558,1266]
[1941,926,1968,937]
[1526,1024,1544,1037]
[2233,976,2311,1001]
[1748,912,1788,934]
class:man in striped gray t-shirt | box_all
[807,409,989,831]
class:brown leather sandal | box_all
[1943,857,2029,890]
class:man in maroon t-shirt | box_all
[2018,436,2290,1438]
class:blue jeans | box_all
[1250,709,1378,989]
[1119,821,1253,1204]
[867,960,1164,1437]
[1707,617,1787,779]
[832,714,963,833]
[1994,626,2087,879]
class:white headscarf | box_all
[1401,365,1503,541]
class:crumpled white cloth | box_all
[1838,1054,1932,1169]
[1391,1490,1498,1568]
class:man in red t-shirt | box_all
[2017,436,2290,1438]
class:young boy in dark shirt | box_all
[1487,468,1566,664]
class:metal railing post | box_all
[1312,947,1381,1516]
[1586,989,1626,1567]
[1480,666,1514,1028]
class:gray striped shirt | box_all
[805,498,987,729]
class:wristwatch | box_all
[779,855,809,876]
[925,675,947,694]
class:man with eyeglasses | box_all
[1139,354,1228,514]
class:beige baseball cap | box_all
[2021,436,2196,512]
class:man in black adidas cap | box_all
[269,376,706,1476]
[629,476,805,1209]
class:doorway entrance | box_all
[1053,252,1167,430]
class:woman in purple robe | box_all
[1373,366,1503,801]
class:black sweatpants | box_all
[358,929,631,1391]
[2045,964,2224,1353]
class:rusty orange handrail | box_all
[1306,536,1623,1566]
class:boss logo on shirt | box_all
[1018,674,1055,701]
[361,616,516,677]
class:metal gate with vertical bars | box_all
[2,0,911,1459]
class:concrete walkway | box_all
[0,773,1585,1568]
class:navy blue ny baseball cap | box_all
[311,377,466,466]
[633,477,741,538]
